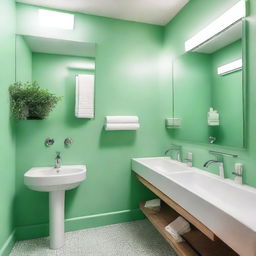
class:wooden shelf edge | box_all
[137,174,217,241]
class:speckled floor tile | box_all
[10,219,177,256]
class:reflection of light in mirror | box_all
[217,59,242,75]
[185,0,245,52]
[68,62,95,70]
[38,9,74,30]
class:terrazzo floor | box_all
[10,219,177,256]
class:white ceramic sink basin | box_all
[132,157,190,176]
[24,165,86,192]
[24,165,86,250]
[170,171,256,230]
[132,157,256,256]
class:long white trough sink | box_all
[132,157,256,256]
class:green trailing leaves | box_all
[9,81,61,120]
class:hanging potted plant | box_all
[9,81,61,120]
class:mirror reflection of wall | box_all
[171,8,245,148]
[15,35,96,123]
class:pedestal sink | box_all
[24,165,86,249]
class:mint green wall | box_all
[16,54,98,226]
[12,0,256,242]
[0,0,16,253]
[172,53,212,143]
[211,40,243,147]
[14,3,172,236]
[164,0,256,184]
[15,36,32,83]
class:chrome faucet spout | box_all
[203,160,221,168]
[203,159,224,178]
[165,144,182,162]
[55,152,61,169]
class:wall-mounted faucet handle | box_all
[45,137,54,147]
[185,152,193,167]
[232,164,243,177]
[177,152,181,162]
[64,138,73,147]
[232,163,243,184]
[232,172,242,177]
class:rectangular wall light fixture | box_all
[38,9,74,30]
[217,59,242,75]
[185,0,245,52]
[68,62,96,70]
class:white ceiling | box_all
[16,0,189,25]
[22,35,96,57]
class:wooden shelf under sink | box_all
[137,174,216,241]
[140,202,197,256]
[137,175,238,256]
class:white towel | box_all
[145,199,161,208]
[165,216,191,243]
[75,74,94,118]
[104,116,140,130]
[105,116,139,124]
[105,123,140,131]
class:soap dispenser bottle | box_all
[208,107,220,126]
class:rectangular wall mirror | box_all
[171,7,246,148]
[15,34,96,121]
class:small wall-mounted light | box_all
[38,9,74,30]
[217,59,242,75]
[185,0,246,52]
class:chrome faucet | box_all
[203,160,224,178]
[165,144,182,162]
[55,152,61,169]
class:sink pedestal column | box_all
[49,190,65,249]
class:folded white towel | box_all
[75,74,94,118]
[145,199,161,208]
[105,123,140,131]
[105,116,139,124]
[165,216,191,243]
[208,120,220,126]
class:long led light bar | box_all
[38,9,74,30]
[185,0,245,52]
[217,59,242,75]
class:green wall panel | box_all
[15,4,170,231]
[15,35,32,83]
[0,0,16,254]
